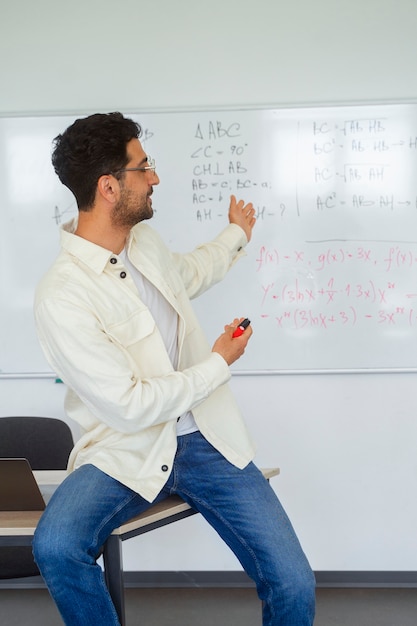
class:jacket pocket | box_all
[106,308,156,348]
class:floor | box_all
[0,587,416,625]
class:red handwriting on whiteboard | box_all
[260,278,395,307]
[255,241,417,331]
[261,306,413,330]
[255,244,417,273]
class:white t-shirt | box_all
[119,249,198,436]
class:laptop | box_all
[0,458,46,511]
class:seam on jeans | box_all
[91,491,139,554]
[179,487,274,612]
[170,433,191,493]
[97,574,122,625]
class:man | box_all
[33,112,315,625]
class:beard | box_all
[111,186,153,229]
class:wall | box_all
[1,0,417,574]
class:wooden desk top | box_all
[0,511,42,536]
[0,468,279,538]
[33,470,67,485]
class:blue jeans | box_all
[33,431,315,625]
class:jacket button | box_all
[120,271,127,279]
[161,465,169,472]
[110,257,117,264]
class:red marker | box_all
[232,318,251,338]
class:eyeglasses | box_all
[111,156,156,176]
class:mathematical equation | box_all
[260,278,398,306]
[260,305,417,330]
[186,114,417,221]
[188,120,274,220]
[309,115,417,215]
[256,244,417,273]
[190,121,271,217]
[255,241,417,331]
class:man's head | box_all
[51,112,141,211]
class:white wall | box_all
[1,0,417,573]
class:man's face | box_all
[111,138,159,229]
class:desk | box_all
[0,467,279,625]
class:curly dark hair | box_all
[51,112,142,210]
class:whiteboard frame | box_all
[1,367,417,380]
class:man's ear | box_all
[96,174,119,204]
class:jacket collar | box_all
[59,219,176,308]
[60,218,120,275]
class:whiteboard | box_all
[1,103,417,375]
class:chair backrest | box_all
[0,416,74,579]
[0,416,74,470]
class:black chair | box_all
[0,416,74,579]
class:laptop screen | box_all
[0,458,46,511]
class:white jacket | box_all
[34,219,256,501]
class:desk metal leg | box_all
[103,535,126,626]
